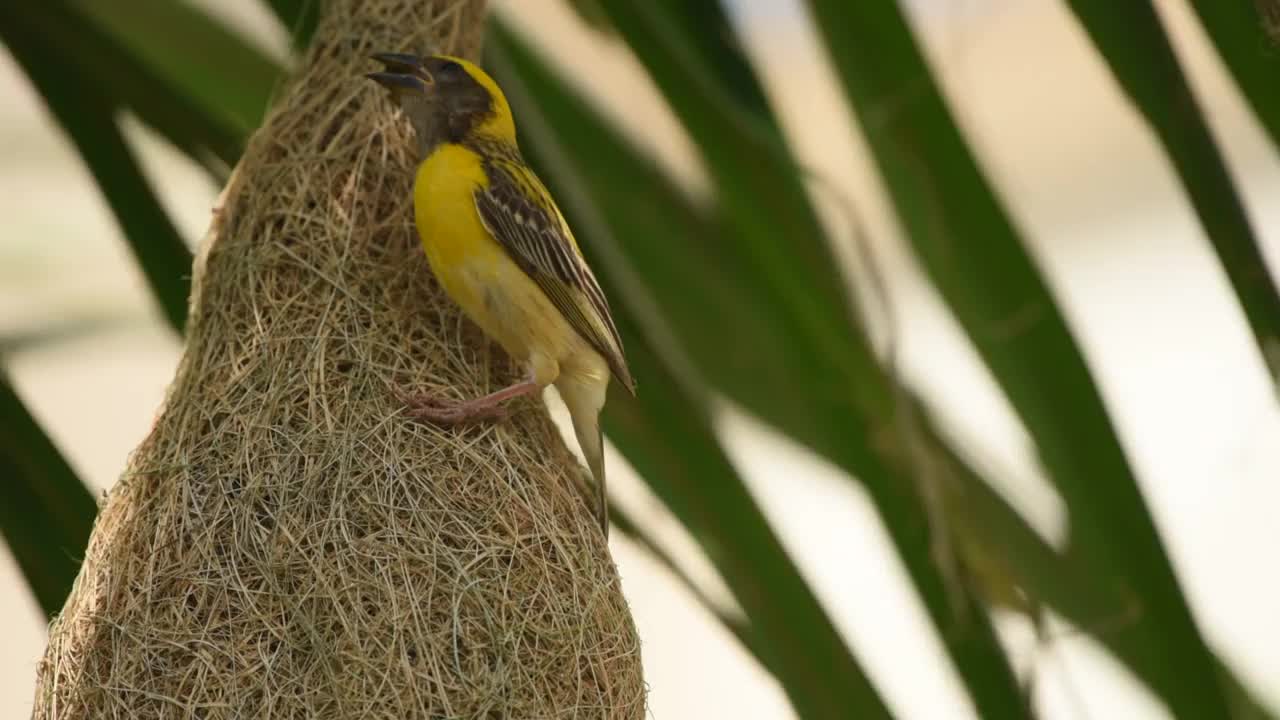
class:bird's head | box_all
[366,53,514,156]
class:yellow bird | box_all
[368,53,634,535]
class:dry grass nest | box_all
[32,1,645,717]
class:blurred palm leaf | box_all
[73,0,280,142]
[0,316,131,357]
[0,7,194,334]
[0,1,268,173]
[0,372,97,617]
[804,1,1236,715]
[601,319,892,719]
[563,0,613,35]
[607,505,763,670]
[1065,0,1280,377]
[261,0,319,47]
[1185,0,1280,150]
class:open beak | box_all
[366,52,430,94]
[371,52,422,72]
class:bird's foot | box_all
[397,388,509,426]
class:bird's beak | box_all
[366,52,431,94]
[366,71,426,93]
[370,52,422,73]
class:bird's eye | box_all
[437,60,465,81]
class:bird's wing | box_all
[474,154,635,394]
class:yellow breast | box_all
[414,144,497,282]
[413,143,581,379]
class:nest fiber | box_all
[32,1,644,717]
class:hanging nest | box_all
[31,0,645,717]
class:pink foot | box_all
[397,388,508,426]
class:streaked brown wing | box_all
[474,154,634,393]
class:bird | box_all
[367,52,634,536]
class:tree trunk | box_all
[31,1,644,717]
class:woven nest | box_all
[31,1,645,717]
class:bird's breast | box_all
[412,144,580,369]
[414,144,494,273]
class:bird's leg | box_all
[399,377,540,426]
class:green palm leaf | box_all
[804,1,1233,715]
[0,8,194,334]
[1186,1,1280,156]
[0,372,97,617]
[1065,0,1280,379]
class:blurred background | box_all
[3,0,1279,718]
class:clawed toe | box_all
[411,404,507,426]
[397,388,508,426]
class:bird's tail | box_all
[557,376,609,537]
[578,419,607,536]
